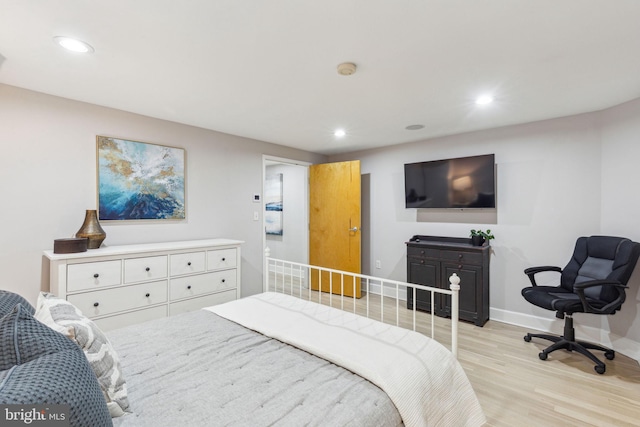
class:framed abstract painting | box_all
[97,136,186,220]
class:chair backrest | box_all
[561,236,640,303]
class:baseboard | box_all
[268,265,306,279]
[367,283,408,300]
[490,307,640,363]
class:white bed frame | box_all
[264,249,461,357]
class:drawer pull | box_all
[145,267,151,272]
[221,257,226,262]
[145,293,150,297]
[187,285,192,290]
[187,262,192,266]
[93,302,99,307]
[93,273,99,278]
[221,279,226,283]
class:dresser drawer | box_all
[93,306,168,332]
[170,251,206,276]
[207,248,237,271]
[67,260,122,292]
[124,256,168,283]
[406,247,439,260]
[439,251,484,265]
[68,280,168,318]
[170,270,236,300]
[169,289,236,316]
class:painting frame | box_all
[96,136,186,221]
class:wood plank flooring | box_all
[458,318,640,427]
[268,283,640,427]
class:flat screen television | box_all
[404,154,496,209]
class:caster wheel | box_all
[595,365,606,374]
[524,335,531,342]
[538,352,548,361]
[605,351,615,360]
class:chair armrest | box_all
[573,280,627,315]
[524,266,562,286]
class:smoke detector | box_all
[337,62,357,76]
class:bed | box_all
[0,255,485,427]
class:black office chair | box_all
[521,235,640,374]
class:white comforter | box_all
[208,292,485,427]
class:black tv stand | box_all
[406,235,490,326]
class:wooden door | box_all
[309,160,361,298]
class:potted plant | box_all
[470,229,495,246]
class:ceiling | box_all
[1,1,639,155]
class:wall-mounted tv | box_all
[404,154,496,209]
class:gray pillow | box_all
[0,304,72,370]
[0,290,35,317]
[0,304,113,427]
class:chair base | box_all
[524,316,614,374]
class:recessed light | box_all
[405,124,425,130]
[53,36,94,53]
[475,95,494,105]
[334,129,346,137]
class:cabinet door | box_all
[441,263,481,323]
[407,258,439,312]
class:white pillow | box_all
[34,292,131,417]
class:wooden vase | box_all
[75,209,106,249]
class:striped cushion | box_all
[34,293,130,417]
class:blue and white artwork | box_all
[265,173,283,235]
[97,136,185,220]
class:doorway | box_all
[262,157,364,295]
[262,156,310,281]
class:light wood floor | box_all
[269,283,640,427]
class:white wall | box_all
[0,84,326,304]
[600,97,640,354]
[331,99,640,360]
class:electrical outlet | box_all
[375,260,381,269]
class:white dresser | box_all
[44,239,243,330]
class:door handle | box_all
[348,226,359,232]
